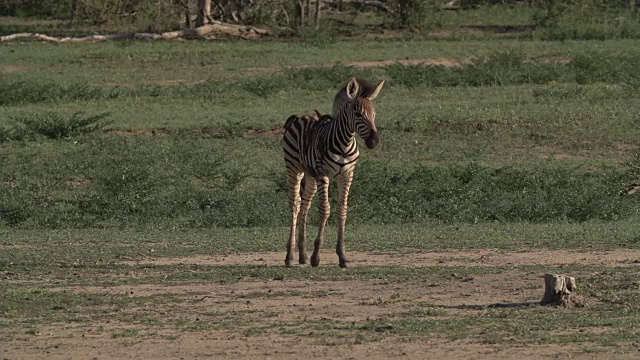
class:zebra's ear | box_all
[346,77,360,100]
[367,80,385,100]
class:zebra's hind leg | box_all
[297,174,318,265]
[285,169,304,267]
[335,171,354,268]
[311,176,331,267]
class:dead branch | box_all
[324,0,389,12]
[0,23,269,43]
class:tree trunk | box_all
[314,0,320,28]
[185,10,192,28]
[296,0,304,27]
[196,0,212,27]
[70,0,79,20]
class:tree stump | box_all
[540,273,586,307]
[541,273,578,307]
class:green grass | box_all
[4,39,640,85]
[2,46,640,228]
[1,133,638,227]
[2,15,640,356]
[2,261,637,349]
[2,220,639,272]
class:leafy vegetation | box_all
[10,112,112,140]
[1,0,640,41]
[2,6,640,357]
[2,45,640,229]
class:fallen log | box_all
[0,22,269,43]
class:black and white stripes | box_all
[282,77,385,268]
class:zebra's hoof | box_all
[285,258,294,267]
[310,256,320,267]
[339,261,350,269]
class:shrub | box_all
[0,81,108,106]
[390,0,429,29]
[533,0,640,40]
[350,161,631,224]
[12,112,112,139]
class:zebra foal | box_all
[282,77,385,268]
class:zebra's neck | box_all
[332,105,357,156]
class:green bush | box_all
[533,0,640,40]
[351,161,631,224]
[0,0,72,17]
[0,81,113,106]
[0,134,634,228]
[3,52,639,108]
[385,50,565,87]
[12,112,112,139]
[390,0,429,29]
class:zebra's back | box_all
[282,112,332,176]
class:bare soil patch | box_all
[64,179,94,187]
[120,249,640,268]
[0,244,41,249]
[100,79,206,87]
[101,127,285,139]
[247,57,471,73]
[4,328,607,360]
[247,56,572,73]
[3,248,638,359]
[0,271,601,359]
[1,64,28,73]
[103,129,170,137]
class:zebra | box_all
[282,77,385,268]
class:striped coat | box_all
[282,77,385,268]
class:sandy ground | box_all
[3,249,640,359]
[120,249,640,268]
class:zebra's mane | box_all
[283,111,333,131]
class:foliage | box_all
[1,39,640,230]
[0,134,634,228]
[389,0,429,29]
[12,112,112,139]
[533,0,640,40]
[0,80,114,106]
[352,161,629,224]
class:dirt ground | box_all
[3,249,640,359]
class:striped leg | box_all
[335,170,354,268]
[297,175,317,265]
[310,176,331,267]
[285,169,304,266]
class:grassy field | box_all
[2,16,640,358]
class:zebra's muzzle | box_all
[365,132,380,149]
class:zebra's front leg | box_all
[285,170,304,267]
[297,175,318,265]
[336,171,354,268]
[310,176,330,267]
